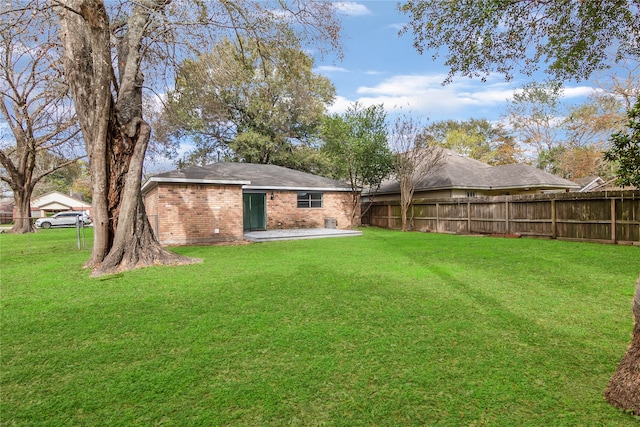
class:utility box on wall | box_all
[324,217,337,229]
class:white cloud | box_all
[507,84,598,102]
[562,86,599,99]
[315,65,350,73]
[327,73,521,119]
[458,87,517,105]
[327,73,599,121]
[357,74,450,96]
[387,23,405,31]
[332,2,372,16]
[326,95,354,114]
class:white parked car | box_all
[35,212,92,229]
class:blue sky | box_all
[315,1,597,123]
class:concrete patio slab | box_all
[244,228,362,242]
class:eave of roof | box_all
[31,190,91,204]
[365,151,580,195]
[372,183,578,196]
[244,185,352,192]
[141,177,251,194]
[141,162,353,194]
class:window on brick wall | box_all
[297,192,322,208]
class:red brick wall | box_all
[145,183,244,245]
[266,191,357,230]
[144,184,359,246]
[144,187,158,218]
[144,187,159,236]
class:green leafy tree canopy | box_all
[400,0,640,83]
[320,103,394,224]
[321,103,394,188]
[159,35,335,169]
[605,99,640,187]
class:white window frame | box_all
[297,192,323,208]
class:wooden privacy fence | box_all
[363,191,640,245]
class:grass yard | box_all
[1,227,639,426]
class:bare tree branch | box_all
[391,115,445,231]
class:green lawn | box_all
[1,227,639,426]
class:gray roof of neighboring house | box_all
[572,176,605,192]
[374,150,579,194]
[573,176,600,187]
[142,162,352,193]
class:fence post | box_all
[387,203,391,229]
[467,201,471,234]
[611,198,617,243]
[436,202,440,233]
[411,203,414,230]
[505,200,510,234]
[551,199,557,239]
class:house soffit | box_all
[143,162,353,193]
[243,185,352,192]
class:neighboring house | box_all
[142,162,356,245]
[573,176,606,192]
[574,176,637,192]
[29,191,92,219]
[0,198,14,224]
[366,149,579,202]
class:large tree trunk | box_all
[1,124,37,234]
[58,0,113,266]
[58,0,198,276]
[604,277,640,415]
[92,109,197,276]
[10,188,34,234]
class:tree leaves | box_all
[158,35,335,169]
[321,103,394,189]
[399,0,640,83]
[605,100,640,187]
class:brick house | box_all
[142,162,357,245]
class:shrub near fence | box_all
[364,190,640,245]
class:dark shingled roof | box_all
[375,149,579,194]
[143,162,351,192]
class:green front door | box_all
[243,193,266,231]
